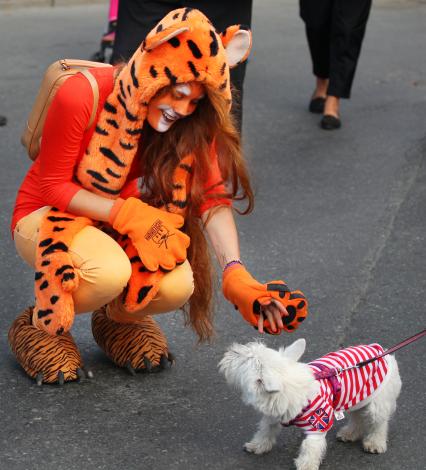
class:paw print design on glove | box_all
[253,281,308,334]
[222,265,308,334]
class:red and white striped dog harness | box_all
[284,344,390,434]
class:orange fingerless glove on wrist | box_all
[222,264,308,333]
[110,197,190,272]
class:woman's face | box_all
[147,82,206,132]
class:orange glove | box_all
[222,264,308,334]
[111,197,190,272]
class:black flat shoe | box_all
[0,115,7,127]
[309,97,326,114]
[320,114,341,130]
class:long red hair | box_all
[139,84,254,341]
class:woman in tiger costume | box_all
[9,8,308,385]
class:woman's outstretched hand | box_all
[256,299,288,334]
[111,197,190,272]
[222,264,308,334]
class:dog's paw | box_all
[362,438,387,454]
[243,440,273,455]
[336,425,361,443]
[294,456,320,470]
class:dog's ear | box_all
[280,338,306,361]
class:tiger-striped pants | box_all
[13,207,194,322]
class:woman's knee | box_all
[159,260,195,305]
[73,251,131,314]
[92,254,132,294]
[133,260,194,316]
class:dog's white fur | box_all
[219,339,401,470]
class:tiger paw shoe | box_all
[8,306,87,385]
[91,305,173,374]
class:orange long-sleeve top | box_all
[11,67,230,233]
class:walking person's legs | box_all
[322,0,372,128]
[300,0,333,113]
[111,0,180,64]
[191,0,253,130]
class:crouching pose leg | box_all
[92,259,194,373]
[10,207,131,383]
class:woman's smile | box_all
[160,107,181,123]
[147,81,205,132]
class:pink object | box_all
[108,0,119,22]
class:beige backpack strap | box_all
[80,69,99,130]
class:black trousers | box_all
[111,0,253,128]
[300,0,372,98]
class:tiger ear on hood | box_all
[142,24,190,52]
[220,25,252,68]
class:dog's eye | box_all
[256,379,263,386]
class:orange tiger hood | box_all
[76,7,252,198]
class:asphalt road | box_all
[0,1,425,469]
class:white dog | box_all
[219,339,401,470]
